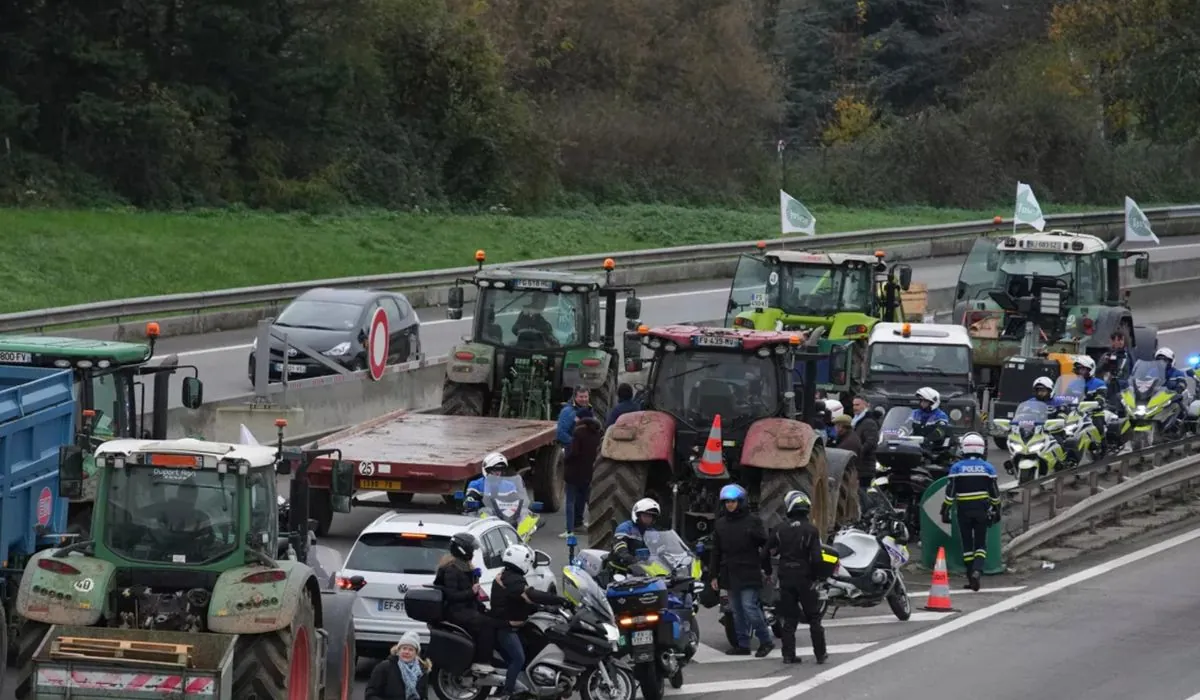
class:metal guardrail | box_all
[4,205,1200,333]
[1003,433,1200,559]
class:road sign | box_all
[37,486,53,526]
[368,307,389,381]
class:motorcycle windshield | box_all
[563,564,615,623]
[640,530,698,580]
[1052,376,1085,405]
[1012,400,1049,437]
[1129,359,1167,400]
[878,406,916,441]
[482,474,528,523]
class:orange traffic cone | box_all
[923,546,958,612]
[696,415,726,477]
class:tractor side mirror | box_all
[897,265,912,291]
[1134,257,1150,280]
[181,377,204,409]
[58,445,85,500]
[447,286,465,320]
[625,296,642,320]
[330,460,354,514]
[623,332,644,373]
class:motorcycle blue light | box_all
[1189,354,1199,367]
[566,535,578,548]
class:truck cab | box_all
[860,322,979,434]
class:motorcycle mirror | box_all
[530,501,544,513]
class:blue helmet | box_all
[719,484,747,502]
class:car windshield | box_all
[639,530,695,578]
[879,406,916,440]
[1130,359,1167,395]
[345,533,452,575]
[868,342,971,377]
[482,474,529,520]
[651,349,780,428]
[776,264,871,316]
[275,299,362,331]
[1012,399,1050,425]
[477,287,587,350]
[104,465,239,565]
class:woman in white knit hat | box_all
[365,630,430,700]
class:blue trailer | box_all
[0,366,75,680]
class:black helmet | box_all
[450,532,478,561]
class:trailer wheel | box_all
[232,593,319,700]
[14,621,50,700]
[530,445,564,514]
[587,458,649,550]
[442,381,487,417]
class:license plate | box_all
[377,599,405,613]
[0,351,32,363]
[273,363,306,374]
[359,479,403,491]
[694,335,740,348]
[631,630,653,645]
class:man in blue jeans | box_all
[708,483,775,657]
[562,407,602,537]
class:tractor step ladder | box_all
[49,635,193,669]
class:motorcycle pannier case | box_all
[404,587,446,623]
[815,544,840,580]
[429,625,475,674]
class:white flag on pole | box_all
[1124,196,1160,245]
[780,190,816,236]
[239,424,260,446]
[1013,182,1046,232]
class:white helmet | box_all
[1074,355,1096,374]
[632,498,661,522]
[824,399,844,420]
[1033,376,1054,393]
[915,387,940,410]
[501,543,534,574]
[482,451,509,476]
[1156,347,1175,364]
[960,432,987,458]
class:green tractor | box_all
[10,424,359,699]
[0,326,204,534]
[442,250,643,423]
[724,246,914,396]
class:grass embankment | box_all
[1,203,1112,312]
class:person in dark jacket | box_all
[433,532,497,672]
[563,407,602,536]
[708,483,774,657]
[941,433,1000,591]
[366,631,430,700]
[831,415,863,460]
[606,383,641,426]
[489,543,568,699]
[762,491,828,665]
[556,386,590,447]
[851,397,880,486]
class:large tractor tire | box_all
[758,468,813,526]
[441,381,487,416]
[319,590,358,700]
[13,621,50,700]
[825,448,861,528]
[232,593,320,700]
[530,445,565,514]
[589,364,619,426]
[588,458,649,550]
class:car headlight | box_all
[603,623,619,643]
[324,341,351,357]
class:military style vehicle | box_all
[724,246,915,396]
[587,325,860,549]
[442,250,642,423]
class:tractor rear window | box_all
[652,350,779,428]
[345,533,452,575]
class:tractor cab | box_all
[444,251,641,419]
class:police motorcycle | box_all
[1121,359,1189,448]
[456,473,543,543]
[406,561,634,700]
[871,406,949,536]
[818,509,913,621]
[568,532,701,700]
[1049,375,1106,463]
[991,399,1068,484]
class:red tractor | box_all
[587,325,860,549]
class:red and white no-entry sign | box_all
[367,307,389,381]
[37,486,53,526]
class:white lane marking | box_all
[1180,692,1200,700]
[823,611,953,628]
[757,524,1200,699]
[692,642,874,664]
[667,676,790,696]
[905,585,1026,598]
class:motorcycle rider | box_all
[434,533,498,672]
[911,387,953,463]
[1155,347,1189,393]
[489,543,570,700]
[761,490,828,665]
[709,484,774,657]
[1072,356,1111,436]
[940,433,1001,592]
[610,498,662,573]
[465,451,514,508]
[1031,376,1054,404]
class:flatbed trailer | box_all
[303,410,563,531]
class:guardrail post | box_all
[1048,476,1064,519]
[1117,456,1128,484]
[254,320,272,401]
[1021,488,1033,532]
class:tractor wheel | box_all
[441,381,487,416]
[588,458,649,550]
[759,468,813,526]
[530,445,565,514]
[590,364,619,426]
[232,593,319,700]
[14,621,50,700]
[825,448,861,527]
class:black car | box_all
[247,288,422,383]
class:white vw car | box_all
[336,512,557,659]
